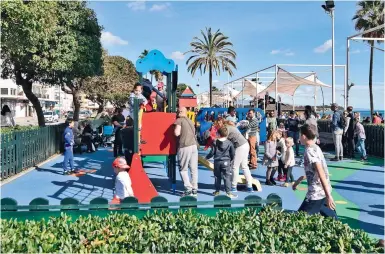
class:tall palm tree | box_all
[185,27,236,106]
[352,0,384,120]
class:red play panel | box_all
[141,112,177,155]
[129,153,158,203]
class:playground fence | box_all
[0,194,283,220]
[0,119,106,181]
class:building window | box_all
[1,88,8,95]
[10,89,16,95]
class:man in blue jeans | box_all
[63,120,75,175]
[285,110,300,157]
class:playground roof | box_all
[180,87,195,97]
[256,68,331,97]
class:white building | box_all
[0,79,73,118]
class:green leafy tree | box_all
[1,0,102,125]
[56,1,103,122]
[212,86,219,92]
[83,52,138,112]
[185,27,236,106]
[352,0,384,119]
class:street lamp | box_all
[346,82,354,106]
[321,1,335,103]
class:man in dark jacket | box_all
[285,110,300,156]
[344,106,355,158]
[111,108,125,157]
[63,120,75,175]
[206,126,237,198]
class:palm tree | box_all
[185,27,236,106]
[352,0,384,120]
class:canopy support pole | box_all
[292,96,295,111]
[275,65,278,114]
[344,65,347,108]
[256,73,259,108]
[314,74,317,112]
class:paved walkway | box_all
[1,147,383,239]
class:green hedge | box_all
[1,207,382,253]
[0,125,40,134]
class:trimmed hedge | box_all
[0,125,40,134]
[1,207,382,253]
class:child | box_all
[292,124,337,219]
[282,137,295,187]
[129,83,148,119]
[276,131,287,182]
[112,157,134,201]
[264,131,278,185]
[278,122,287,137]
[354,112,367,161]
[206,126,237,198]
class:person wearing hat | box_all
[344,106,355,158]
[330,103,344,161]
[112,157,134,201]
[156,82,167,112]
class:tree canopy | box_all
[83,52,138,110]
[1,0,103,125]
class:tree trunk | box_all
[72,89,81,122]
[97,100,104,114]
[21,81,46,127]
[209,64,213,107]
[369,41,374,121]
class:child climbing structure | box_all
[123,49,178,203]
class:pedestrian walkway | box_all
[1,147,383,239]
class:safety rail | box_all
[1,194,282,220]
[0,119,107,181]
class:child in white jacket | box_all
[112,157,134,201]
[283,137,296,187]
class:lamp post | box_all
[322,1,336,103]
[346,82,354,106]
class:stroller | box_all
[99,125,115,147]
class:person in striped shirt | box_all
[246,109,260,169]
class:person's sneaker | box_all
[361,156,368,161]
[63,170,69,175]
[330,157,340,161]
[291,182,296,186]
[226,192,238,199]
[246,187,254,193]
[265,180,274,186]
[192,190,198,197]
[231,187,238,192]
[182,190,193,197]
[270,179,277,185]
[282,183,289,187]
[213,191,220,196]
[340,156,344,161]
[279,176,286,182]
[274,174,282,181]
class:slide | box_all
[198,155,262,191]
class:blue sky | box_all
[89,1,384,109]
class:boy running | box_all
[293,124,337,219]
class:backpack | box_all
[339,111,346,129]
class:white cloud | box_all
[270,49,281,55]
[127,1,146,11]
[150,3,171,12]
[351,49,360,54]
[270,49,294,56]
[314,39,332,53]
[170,51,184,60]
[101,31,128,46]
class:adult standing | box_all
[330,103,344,161]
[343,106,355,158]
[111,108,125,157]
[226,106,238,124]
[304,105,319,144]
[156,82,167,112]
[174,107,199,197]
[372,113,382,124]
[266,111,277,138]
[1,105,15,127]
[63,120,75,175]
[245,109,259,169]
[217,119,254,192]
[285,110,300,157]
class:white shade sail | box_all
[234,80,266,99]
[257,68,331,97]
